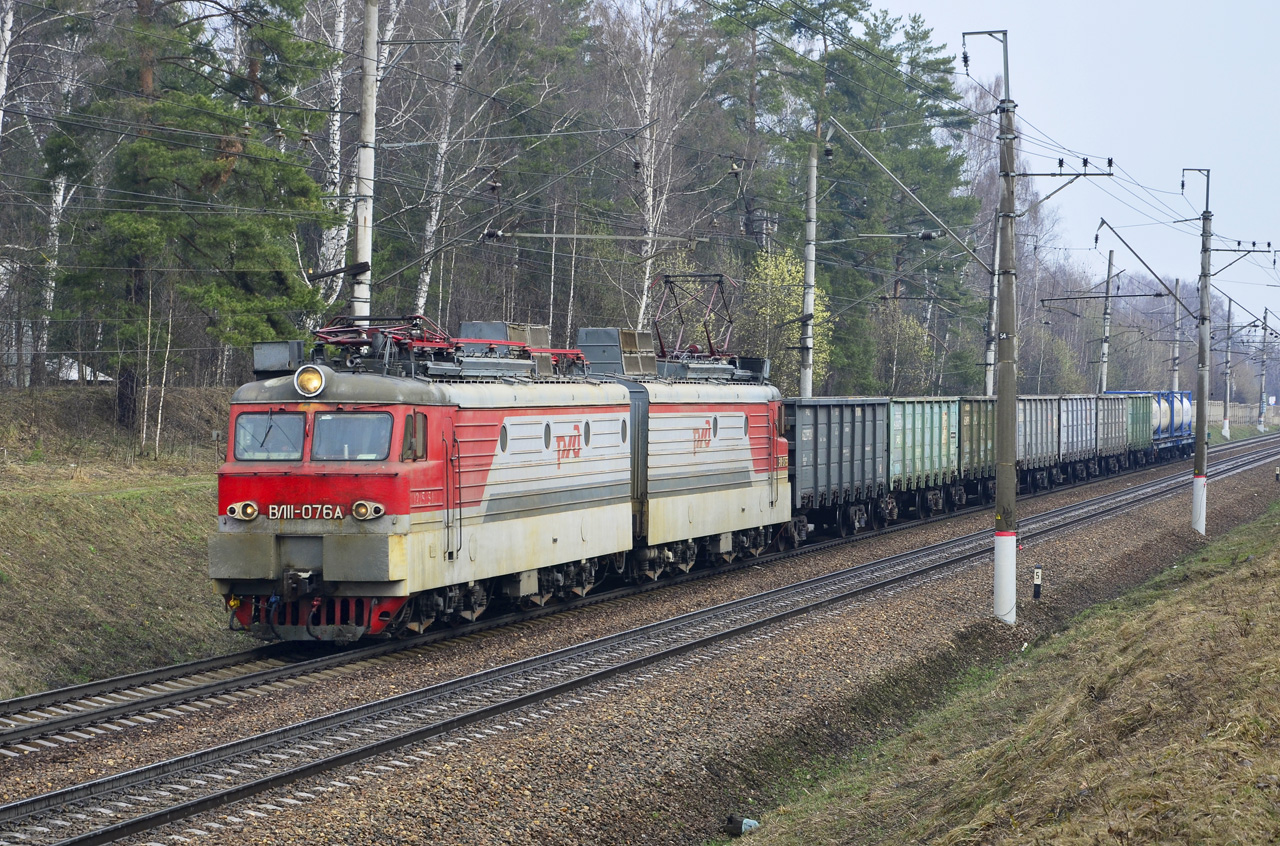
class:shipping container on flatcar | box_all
[784,397,890,534]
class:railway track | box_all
[2,438,1277,846]
[4,432,1277,759]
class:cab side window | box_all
[402,411,428,461]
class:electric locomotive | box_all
[210,317,792,642]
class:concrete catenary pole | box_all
[351,0,379,320]
[1193,193,1212,536]
[800,142,817,397]
[993,86,1019,624]
[1223,299,1232,439]
[1260,309,1270,432]
[1098,249,1114,392]
[984,225,999,396]
[1172,278,1180,391]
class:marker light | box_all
[351,500,386,520]
[226,501,260,521]
[294,365,325,397]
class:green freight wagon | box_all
[958,396,996,506]
[889,397,959,491]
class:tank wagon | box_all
[1102,390,1193,460]
[211,318,790,641]
[211,316,1197,642]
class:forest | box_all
[0,0,1266,442]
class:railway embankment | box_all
[736,490,1280,845]
[0,387,240,698]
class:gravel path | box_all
[10,459,1275,845]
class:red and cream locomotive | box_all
[210,318,792,641]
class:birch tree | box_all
[590,0,727,327]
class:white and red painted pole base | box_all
[994,530,1017,625]
[1192,475,1207,535]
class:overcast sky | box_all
[871,0,1280,325]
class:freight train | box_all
[210,317,1195,642]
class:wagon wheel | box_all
[917,490,932,519]
[836,507,851,538]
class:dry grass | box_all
[0,386,245,698]
[0,385,231,467]
[747,506,1280,845]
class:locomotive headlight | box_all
[294,365,325,397]
[351,500,385,520]
[226,500,259,521]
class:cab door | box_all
[440,410,462,561]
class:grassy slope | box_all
[0,387,245,698]
[742,501,1280,845]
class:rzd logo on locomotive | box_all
[693,419,713,453]
[555,424,582,468]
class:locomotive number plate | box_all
[268,504,345,520]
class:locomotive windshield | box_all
[233,412,305,461]
[312,412,393,461]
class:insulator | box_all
[633,160,642,172]
[1094,233,1099,247]
[1107,157,1113,169]
[823,144,833,159]
[1057,158,1064,169]
[962,49,969,71]
[1082,157,1089,169]
[454,61,463,73]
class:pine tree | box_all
[53,0,335,427]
